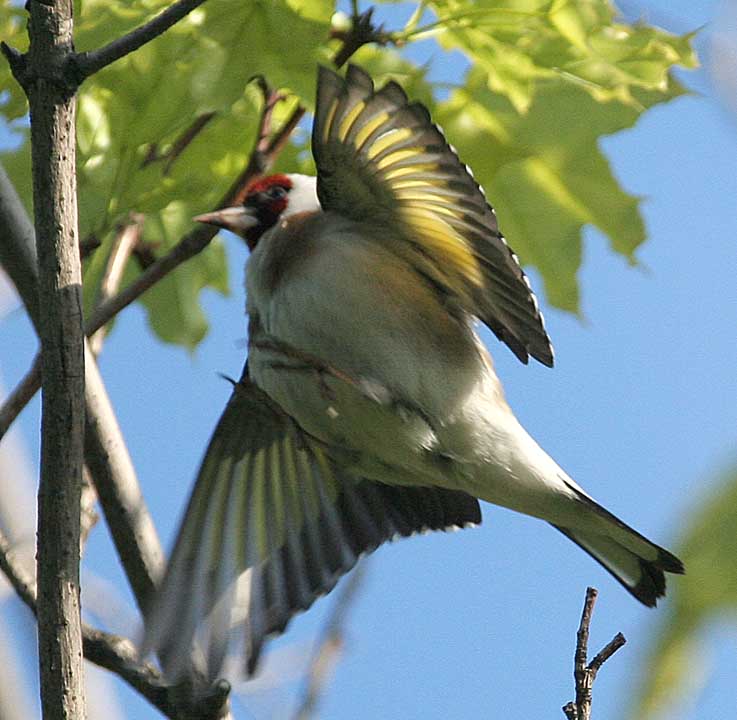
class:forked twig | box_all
[562,587,627,720]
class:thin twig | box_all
[0,524,211,718]
[72,0,210,81]
[90,216,144,355]
[83,341,165,610]
[0,353,41,438]
[574,587,597,711]
[0,1,389,439]
[0,527,36,610]
[589,632,626,675]
[294,562,368,720]
[562,587,627,720]
[141,112,217,173]
[80,465,100,550]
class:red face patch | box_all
[246,174,293,197]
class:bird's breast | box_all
[246,212,487,424]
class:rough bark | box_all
[25,0,87,717]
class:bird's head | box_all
[194,173,319,250]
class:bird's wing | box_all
[312,64,553,367]
[143,371,480,681]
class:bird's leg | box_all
[252,335,438,431]
[252,336,355,402]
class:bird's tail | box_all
[553,482,683,606]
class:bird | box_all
[143,64,683,683]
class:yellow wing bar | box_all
[312,64,554,367]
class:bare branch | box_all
[0,527,36,611]
[0,162,165,613]
[574,587,597,711]
[562,587,627,720]
[72,0,210,80]
[23,0,87,714]
[0,353,41,438]
[90,216,144,355]
[84,342,166,607]
[294,562,368,720]
[589,632,626,676]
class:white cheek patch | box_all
[282,174,320,218]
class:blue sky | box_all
[1,1,736,718]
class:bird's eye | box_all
[266,186,287,200]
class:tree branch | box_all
[0,526,178,717]
[294,562,368,720]
[83,342,165,610]
[0,353,42,437]
[0,2,393,441]
[562,587,627,720]
[23,0,87,715]
[90,216,144,355]
[0,160,165,613]
[71,0,210,81]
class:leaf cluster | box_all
[0,0,696,345]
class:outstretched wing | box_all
[143,369,481,681]
[312,64,553,367]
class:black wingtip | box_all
[631,547,685,606]
[345,63,374,91]
[631,557,667,607]
[658,547,685,575]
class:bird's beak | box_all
[193,206,259,234]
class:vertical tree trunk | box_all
[25,0,87,717]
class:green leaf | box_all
[0,3,29,121]
[1,0,697,343]
[135,204,230,350]
[424,0,696,112]
[434,66,664,311]
[629,463,737,720]
[3,0,331,348]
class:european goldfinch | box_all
[144,65,683,682]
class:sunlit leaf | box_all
[0,4,29,121]
[426,0,696,111]
[434,66,679,311]
[0,0,696,344]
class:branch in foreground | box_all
[294,562,368,720]
[72,0,209,80]
[562,587,627,720]
[23,0,87,714]
[0,160,165,613]
[0,525,212,719]
[90,216,144,355]
[0,528,171,716]
[0,2,395,442]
